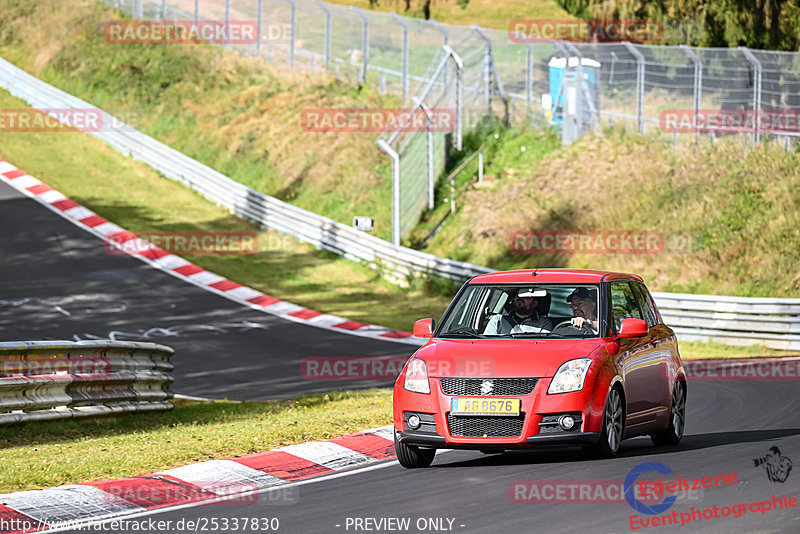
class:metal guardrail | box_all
[0,341,174,425]
[0,59,798,350]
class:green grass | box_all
[0,390,392,493]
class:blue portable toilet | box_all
[548,56,601,125]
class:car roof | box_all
[470,268,643,284]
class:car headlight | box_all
[404,358,430,394]
[548,358,592,394]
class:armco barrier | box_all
[0,340,174,425]
[0,58,798,350]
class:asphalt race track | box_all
[0,180,412,400]
[112,379,800,533]
[3,180,799,533]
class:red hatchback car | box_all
[393,269,686,468]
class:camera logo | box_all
[753,447,793,483]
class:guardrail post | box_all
[392,14,409,102]
[740,47,762,144]
[351,7,369,84]
[316,1,331,69]
[681,45,703,145]
[377,140,401,246]
[622,42,645,134]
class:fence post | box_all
[315,1,331,69]
[256,0,263,56]
[224,0,231,50]
[681,45,702,145]
[740,47,762,144]
[472,25,493,115]
[194,0,199,22]
[416,102,435,211]
[444,45,463,150]
[377,140,401,247]
[526,44,533,120]
[622,42,645,134]
[432,20,449,89]
[134,0,143,19]
[285,0,296,69]
[392,14,409,103]
[161,0,167,20]
[351,7,369,84]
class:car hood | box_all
[415,337,605,378]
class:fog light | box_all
[559,415,576,430]
[407,414,421,430]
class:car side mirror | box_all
[618,318,648,338]
[412,318,435,338]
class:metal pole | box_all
[416,102,435,211]
[392,14,409,102]
[740,47,762,143]
[161,0,167,20]
[681,45,702,144]
[316,1,331,69]
[472,25,493,115]
[526,44,533,119]
[623,41,645,134]
[478,151,484,182]
[134,0,143,19]
[377,140,401,247]
[285,0,296,69]
[256,0,263,56]
[224,0,231,50]
[351,7,369,84]
[432,20,449,89]
[194,0,199,22]
[444,45,463,150]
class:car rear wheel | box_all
[651,381,686,446]
[585,386,624,459]
[394,430,435,468]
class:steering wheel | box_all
[449,326,478,334]
[552,319,595,335]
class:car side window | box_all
[632,282,658,327]
[609,282,642,333]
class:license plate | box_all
[450,397,520,416]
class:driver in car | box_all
[484,288,553,335]
[568,287,598,332]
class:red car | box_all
[393,269,686,468]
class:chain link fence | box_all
[104,0,800,240]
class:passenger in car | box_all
[484,288,553,335]
[568,287,599,332]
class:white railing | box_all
[0,58,798,350]
[0,340,174,425]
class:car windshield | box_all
[437,284,602,338]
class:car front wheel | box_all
[586,386,624,459]
[394,430,435,468]
[651,381,686,446]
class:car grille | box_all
[447,413,526,437]
[440,378,538,396]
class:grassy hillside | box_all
[423,126,800,297]
[0,0,397,241]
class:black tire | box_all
[394,430,435,468]
[585,386,624,459]
[651,381,686,446]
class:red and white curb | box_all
[0,426,396,533]
[0,158,424,347]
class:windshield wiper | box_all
[509,331,563,338]
[443,331,486,338]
